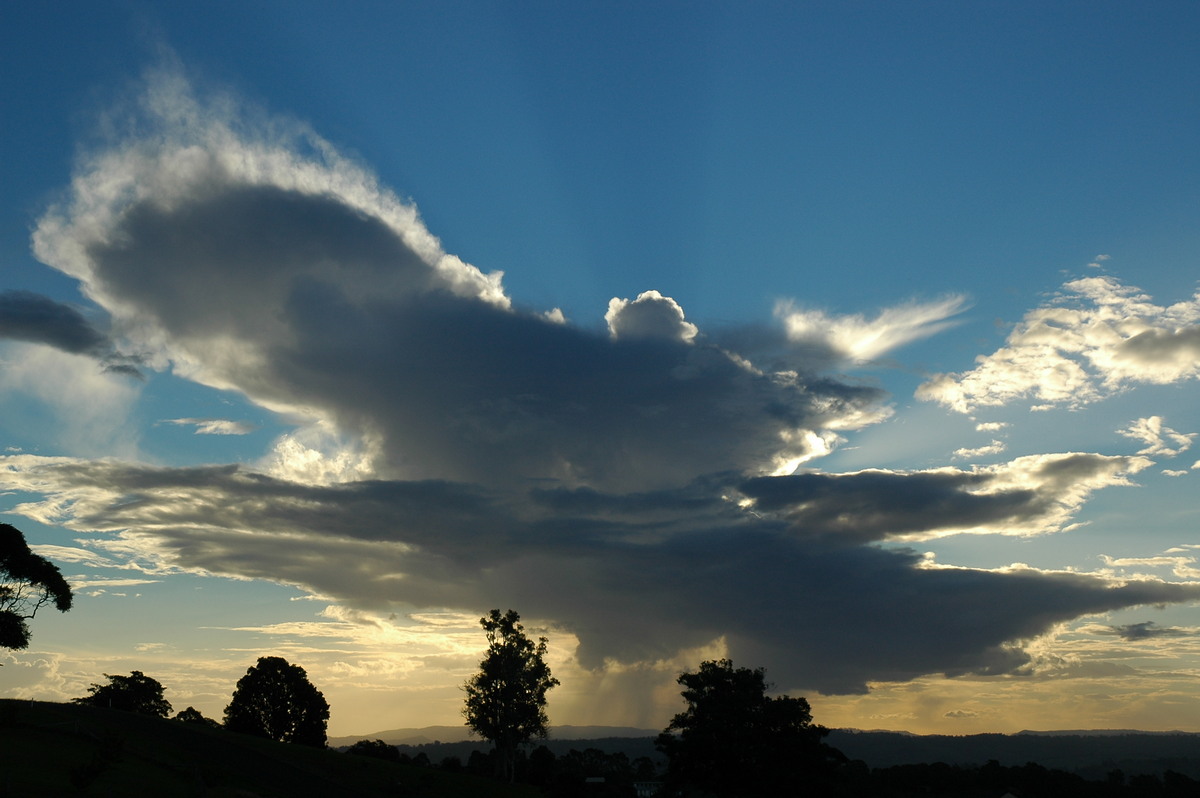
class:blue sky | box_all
[4,2,1200,737]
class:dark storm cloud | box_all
[738,453,1147,542]
[8,456,1198,693]
[0,290,140,375]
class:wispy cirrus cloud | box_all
[776,294,970,364]
[164,418,257,435]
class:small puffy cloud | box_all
[1118,416,1195,457]
[777,295,969,363]
[944,709,979,719]
[605,290,698,343]
[975,421,1009,432]
[164,417,257,435]
[1097,621,1192,641]
[1100,554,1200,581]
[918,276,1200,413]
[953,440,1007,460]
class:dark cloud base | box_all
[11,458,1199,695]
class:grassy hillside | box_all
[0,699,539,797]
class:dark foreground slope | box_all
[0,699,538,798]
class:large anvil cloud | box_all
[8,69,1198,696]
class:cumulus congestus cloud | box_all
[6,67,1200,698]
[31,70,881,491]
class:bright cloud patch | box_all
[1118,416,1195,457]
[953,440,1007,460]
[605,290,698,344]
[918,276,1200,413]
[777,295,969,363]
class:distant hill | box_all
[0,699,538,797]
[329,724,659,748]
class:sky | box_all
[3,1,1200,738]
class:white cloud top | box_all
[605,290,699,344]
[1118,416,1195,457]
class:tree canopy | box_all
[0,522,72,651]
[175,705,220,727]
[656,658,843,797]
[224,656,330,748]
[73,671,173,717]
[463,609,560,781]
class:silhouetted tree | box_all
[656,658,842,797]
[224,656,329,747]
[463,608,560,781]
[174,706,220,727]
[73,671,172,717]
[346,738,402,762]
[0,523,72,651]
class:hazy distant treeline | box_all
[828,730,1200,780]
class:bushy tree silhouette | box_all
[224,656,330,747]
[463,609,559,781]
[0,523,72,651]
[346,738,401,762]
[656,658,843,797]
[174,705,220,727]
[73,671,172,717]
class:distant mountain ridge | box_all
[335,724,1200,748]
[827,729,1200,780]
[1015,728,1200,737]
